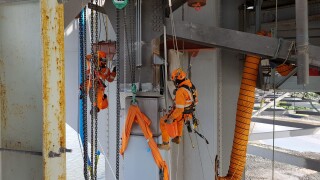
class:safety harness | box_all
[179,83,209,145]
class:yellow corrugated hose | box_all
[218,54,261,180]
[216,31,271,180]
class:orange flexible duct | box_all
[276,64,296,76]
[217,54,260,180]
[120,105,169,180]
[216,32,269,180]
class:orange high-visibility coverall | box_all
[160,79,198,143]
[98,67,116,83]
[81,53,116,111]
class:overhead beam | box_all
[165,0,187,17]
[88,2,106,15]
[0,0,33,4]
[252,117,320,129]
[277,77,320,92]
[248,145,320,172]
[63,0,90,28]
[166,20,320,68]
[249,127,320,141]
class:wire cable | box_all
[195,135,205,180]
[272,69,276,180]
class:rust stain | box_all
[42,1,66,179]
[58,174,66,180]
[0,59,8,131]
[56,3,66,149]
[41,0,51,158]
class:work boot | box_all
[171,136,181,144]
[157,142,170,150]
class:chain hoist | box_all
[123,5,136,104]
[115,7,121,180]
[94,0,99,179]
[79,7,89,180]
[90,0,96,178]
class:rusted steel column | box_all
[41,0,66,179]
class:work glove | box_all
[193,118,199,128]
[164,118,173,124]
[112,66,116,72]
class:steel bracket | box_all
[57,0,69,4]
[48,147,72,158]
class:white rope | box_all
[168,148,173,180]
[176,143,180,180]
[168,0,180,60]
[272,69,276,180]
[272,1,278,178]
[217,50,223,175]
[98,139,117,180]
[195,135,205,180]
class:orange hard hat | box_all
[97,51,107,58]
[171,68,186,81]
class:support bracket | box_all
[166,20,320,68]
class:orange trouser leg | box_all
[160,115,170,143]
[177,119,184,137]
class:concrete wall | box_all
[170,1,220,180]
[0,1,43,179]
[219,0,246,176]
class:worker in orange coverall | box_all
[158,68,198,150]
[80,51,116,113]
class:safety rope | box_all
[115,7,121,180]
[195,135,205,180]
[272,1,278,179]
[272,68,276,180]
[167,0,179,59]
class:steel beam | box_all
[0,148,42,156]
[248,145,320,172]
[165,0,187,17]
[277,77,320,92]
[166,20,320,68]
[41,0,66,179]
[63,0,90,28]
[249,127,320,141]
[275,67,298,88]
[0,0,34,4]
[252,117,320,129]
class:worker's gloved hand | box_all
[112,66,116,72]
[165,118,173,124]
[193,118,199,128]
